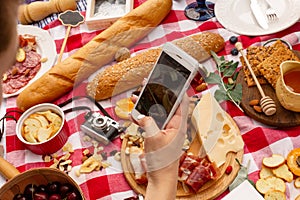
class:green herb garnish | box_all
[204,51,243,112]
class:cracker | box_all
[241,40,293,87]
[258,46,300,89]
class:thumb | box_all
[136,115,160,138]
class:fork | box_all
[265,0,278,21]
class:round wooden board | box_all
[237,70,300,128]
[120,114,244,200]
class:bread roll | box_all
[87,32,225,100]
[16,0,173,111]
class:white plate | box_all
[3,25,57,98]
[215,0,300,36]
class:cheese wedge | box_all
[191,93,244,167]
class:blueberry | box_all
[231,48,239,56]
[229,36,238,44]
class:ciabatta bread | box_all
[86,32,225,100]
[16,0,173,111]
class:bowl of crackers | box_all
[16,103,69,155]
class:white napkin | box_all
[222,180,264,200]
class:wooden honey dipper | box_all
[18,0,78,25]
[235,42,276,116]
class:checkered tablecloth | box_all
[2,0,300,199]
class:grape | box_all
[231,48,239,56]
[15,181,80,200]
[59,183,73,197]
[37,184,47,193]
[49,194,62,200]
[66,191,80,200]
[24,184,38,197]
[229,36,238,44]
[13,193,28,200]
[33,192,48,200]
[47,181,60,194]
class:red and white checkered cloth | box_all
[2,0,300,199]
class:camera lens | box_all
[92,116,107,130]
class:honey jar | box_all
[276,61,300,112]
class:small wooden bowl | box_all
[0,157,85,199]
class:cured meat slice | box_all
[178,153,221,192]
[2,34,41,95]
[2,82,18,94]
[186,164,212,192]
[8,79,27,89]
[23,51,41,68]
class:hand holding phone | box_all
[131,42,198,129]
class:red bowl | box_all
[16,103,69,155]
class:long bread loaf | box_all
[86,32,225,100]
[16,0,172,111]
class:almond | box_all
[249,99,260,106]
[253,105,263,113]
[195,83,207,92]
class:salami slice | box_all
[9,78,27,89]
[3,82,20,94]
[3,34,41,95]
[23,51,41,68]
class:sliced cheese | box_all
[191,92,244,167]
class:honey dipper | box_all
[235,42,276,116]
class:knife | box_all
[250,0,269,29]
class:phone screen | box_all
[135,51,191,129]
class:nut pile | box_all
[45,136,121,176]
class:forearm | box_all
[145,160,179,200]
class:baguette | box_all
[87,32,225,100]
[16,0,172,111]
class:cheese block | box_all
[191,93,244,167]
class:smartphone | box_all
[131,42,198,129]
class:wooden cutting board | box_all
[237,51,300,128]
[120,113,243,200]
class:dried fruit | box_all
[16,47,26,62]
[225,165,233,174]
[114,97,135,119]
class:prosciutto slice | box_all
[178,153,220,192]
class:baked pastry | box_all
[287,148,300,176]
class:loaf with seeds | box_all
[86,32,225,100]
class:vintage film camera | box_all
[80,112,121,145]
